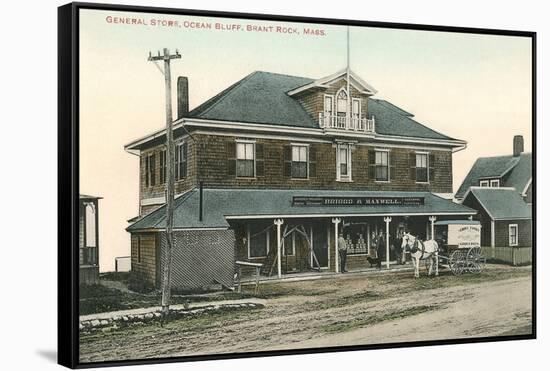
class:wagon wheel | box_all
[449,250,465,276]
[466,247,486,274]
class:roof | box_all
[80,194,102,200]
[368,98,454,140]
[127,188,477,231]
[189,71,317,128]
[185,71,457,141]
[455,152,532,199]
[434,220,481,226]
[463,188,532,220]
[286,68,378,96]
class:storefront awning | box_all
[127,188,477,231]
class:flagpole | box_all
[346,26,351,129]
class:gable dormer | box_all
[288,69,377,134]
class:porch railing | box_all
[318,113,375,133]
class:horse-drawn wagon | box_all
[402,220,486,277]
[433,220,486,276]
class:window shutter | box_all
[410,152,416,181]
[256,143,264,177]
[182,142,188,177]
[368,149,375,179]
[150,153,156,186]
[429,154,435,182]
[309,146,317,178]
[283,145,291,177]
[141,156,146,187]
[227,141,236,177]
[389,151,396,181]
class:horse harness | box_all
[410,238,426,260]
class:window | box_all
[337,144,352,181]
[416,153,428,183]
[85,203,96,247]
[479,180,489,187]
[324,95,333,116]
[145,153,156,187]
[236,142,255,177]
[159,149,167,184]
[490,179,500,187]
[375,151,389,181]
[352,99,360,118]
[337,89,348,113]
[176,142,187,180]
[291,145,308,179]
[509,224,518,246]
[248,223,269,258]
[340,148,348,176]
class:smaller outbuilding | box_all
[461,187,531,248]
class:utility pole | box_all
[148,48,181,315]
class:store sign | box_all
[292,196,425,207]
[447,224,481,247]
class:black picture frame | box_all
[58,2,537,368]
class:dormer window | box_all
[336,89,348,114]
[479,179,499,187]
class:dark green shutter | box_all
[283,145,291,177]
[150,153,156,186]
[389,151,396,181]
[141,155,147,187]
[429,154,435,182]
[368,149,375,179]
[182,142,188,177]
[410,152,416,181]
[256,143,264,177]
[309,146,316,178]
[227,141,236,177]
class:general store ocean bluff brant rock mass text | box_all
[124,69,476,291]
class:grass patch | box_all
[100,271,130,284]
[321,305,440,334]
[79,284,253,315]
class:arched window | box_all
[336,88,348,114]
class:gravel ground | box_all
[79,265,532,363]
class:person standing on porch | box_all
[338,232,348,273]
[376,230,385,269]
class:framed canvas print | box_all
[58,2,536,368]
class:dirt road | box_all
[79,265,532,363]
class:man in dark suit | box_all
[376,231,385,269]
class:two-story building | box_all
[456,136,532,249]
[125,69,476,291]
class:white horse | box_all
[401,233,439,278]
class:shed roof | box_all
[127,188,476,231]
[463,188,532,220]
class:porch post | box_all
[332,218,342,273]
[429,216,437,240]
[274,219,284,279]
[384,217,392,269]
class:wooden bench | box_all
[235,260,263,294]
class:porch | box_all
[233,214,458,279]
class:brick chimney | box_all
[513,135,524,157]
[177,76,189,119]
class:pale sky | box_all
[79,9,532,271]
